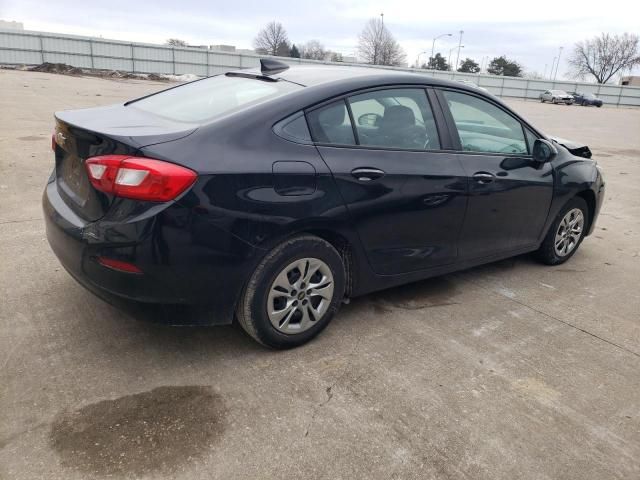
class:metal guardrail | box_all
[2,28,640,107]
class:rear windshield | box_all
[129,74,302,122]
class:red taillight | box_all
[85,155,197,202]
[51,131,56,151]
[97,256,143,274]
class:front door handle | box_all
[472,172,495,184]
[351,167,385,182]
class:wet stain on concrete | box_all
[372,277,460,311]
[50,386,225,477]
[17,135,43,141]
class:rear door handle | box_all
[472,172,495,184]
[351,167,385,182]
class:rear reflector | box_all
[85,155,197,202]
[97,256,143,274]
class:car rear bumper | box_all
[43,179,260,325]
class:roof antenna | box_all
[260,58,289,76]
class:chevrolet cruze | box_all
[44,59,605,348]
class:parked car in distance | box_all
[540,90,574,104]
[44,59,605,348]
[569,92,604,107]
[457,80,489,93]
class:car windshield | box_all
[551,90,568,95]
[129,74,302,123]
[585,93,596,98]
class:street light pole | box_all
[553,46,563,81]
[416,51,428,68]
[454,30,464,72]
[430,33,453,70]
[380,13,384,27]
[550,57,557,80]
[448,45,463,71]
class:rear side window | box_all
[443,90,527,155]
[348,88,440,150]
[307,101,356,145]
[129,75,302,123]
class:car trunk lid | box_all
[53,104,197,222]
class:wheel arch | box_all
[576,189,596,235]
[297,228,355,297]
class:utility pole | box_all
[454,30,464,72]
[449,45,463,71]
[554,46,563,81]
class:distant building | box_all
[620,76,640,87]
[0,20,24,30]
[210,44,255,55]
[210,44,236,52]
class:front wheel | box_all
[236,235,345,349]
[535,197,589,265]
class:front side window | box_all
[442,90,527,155]
[306,100,356,145]
[129,74,302,123]
[348,89,440,150]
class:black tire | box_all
[535,197,589,265]
[540,97,545,103]
[236,235,345,349]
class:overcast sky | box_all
[2,0,639,79]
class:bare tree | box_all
[357,18,406,66]
[253,21,290,57]
[568,32,640,84]
[166,38,188,47]
[300,40,328,61]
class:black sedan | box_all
[44,59,605,348]
[569,91,604,107]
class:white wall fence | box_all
[2,28,640,107]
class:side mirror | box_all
[532,139,558,163]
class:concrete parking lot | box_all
[1,69,639,480]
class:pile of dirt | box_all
[102,70,138,79]
[29,62,83,75]
[24,63,185,82]
[146,73,167,81]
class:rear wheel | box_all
[535,197,589,265]
[236,235,345,349]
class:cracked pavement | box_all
[1,69,639,479]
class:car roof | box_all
[233,64,469,90]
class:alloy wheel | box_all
[267,258,335,334]
[554,208,585,257]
